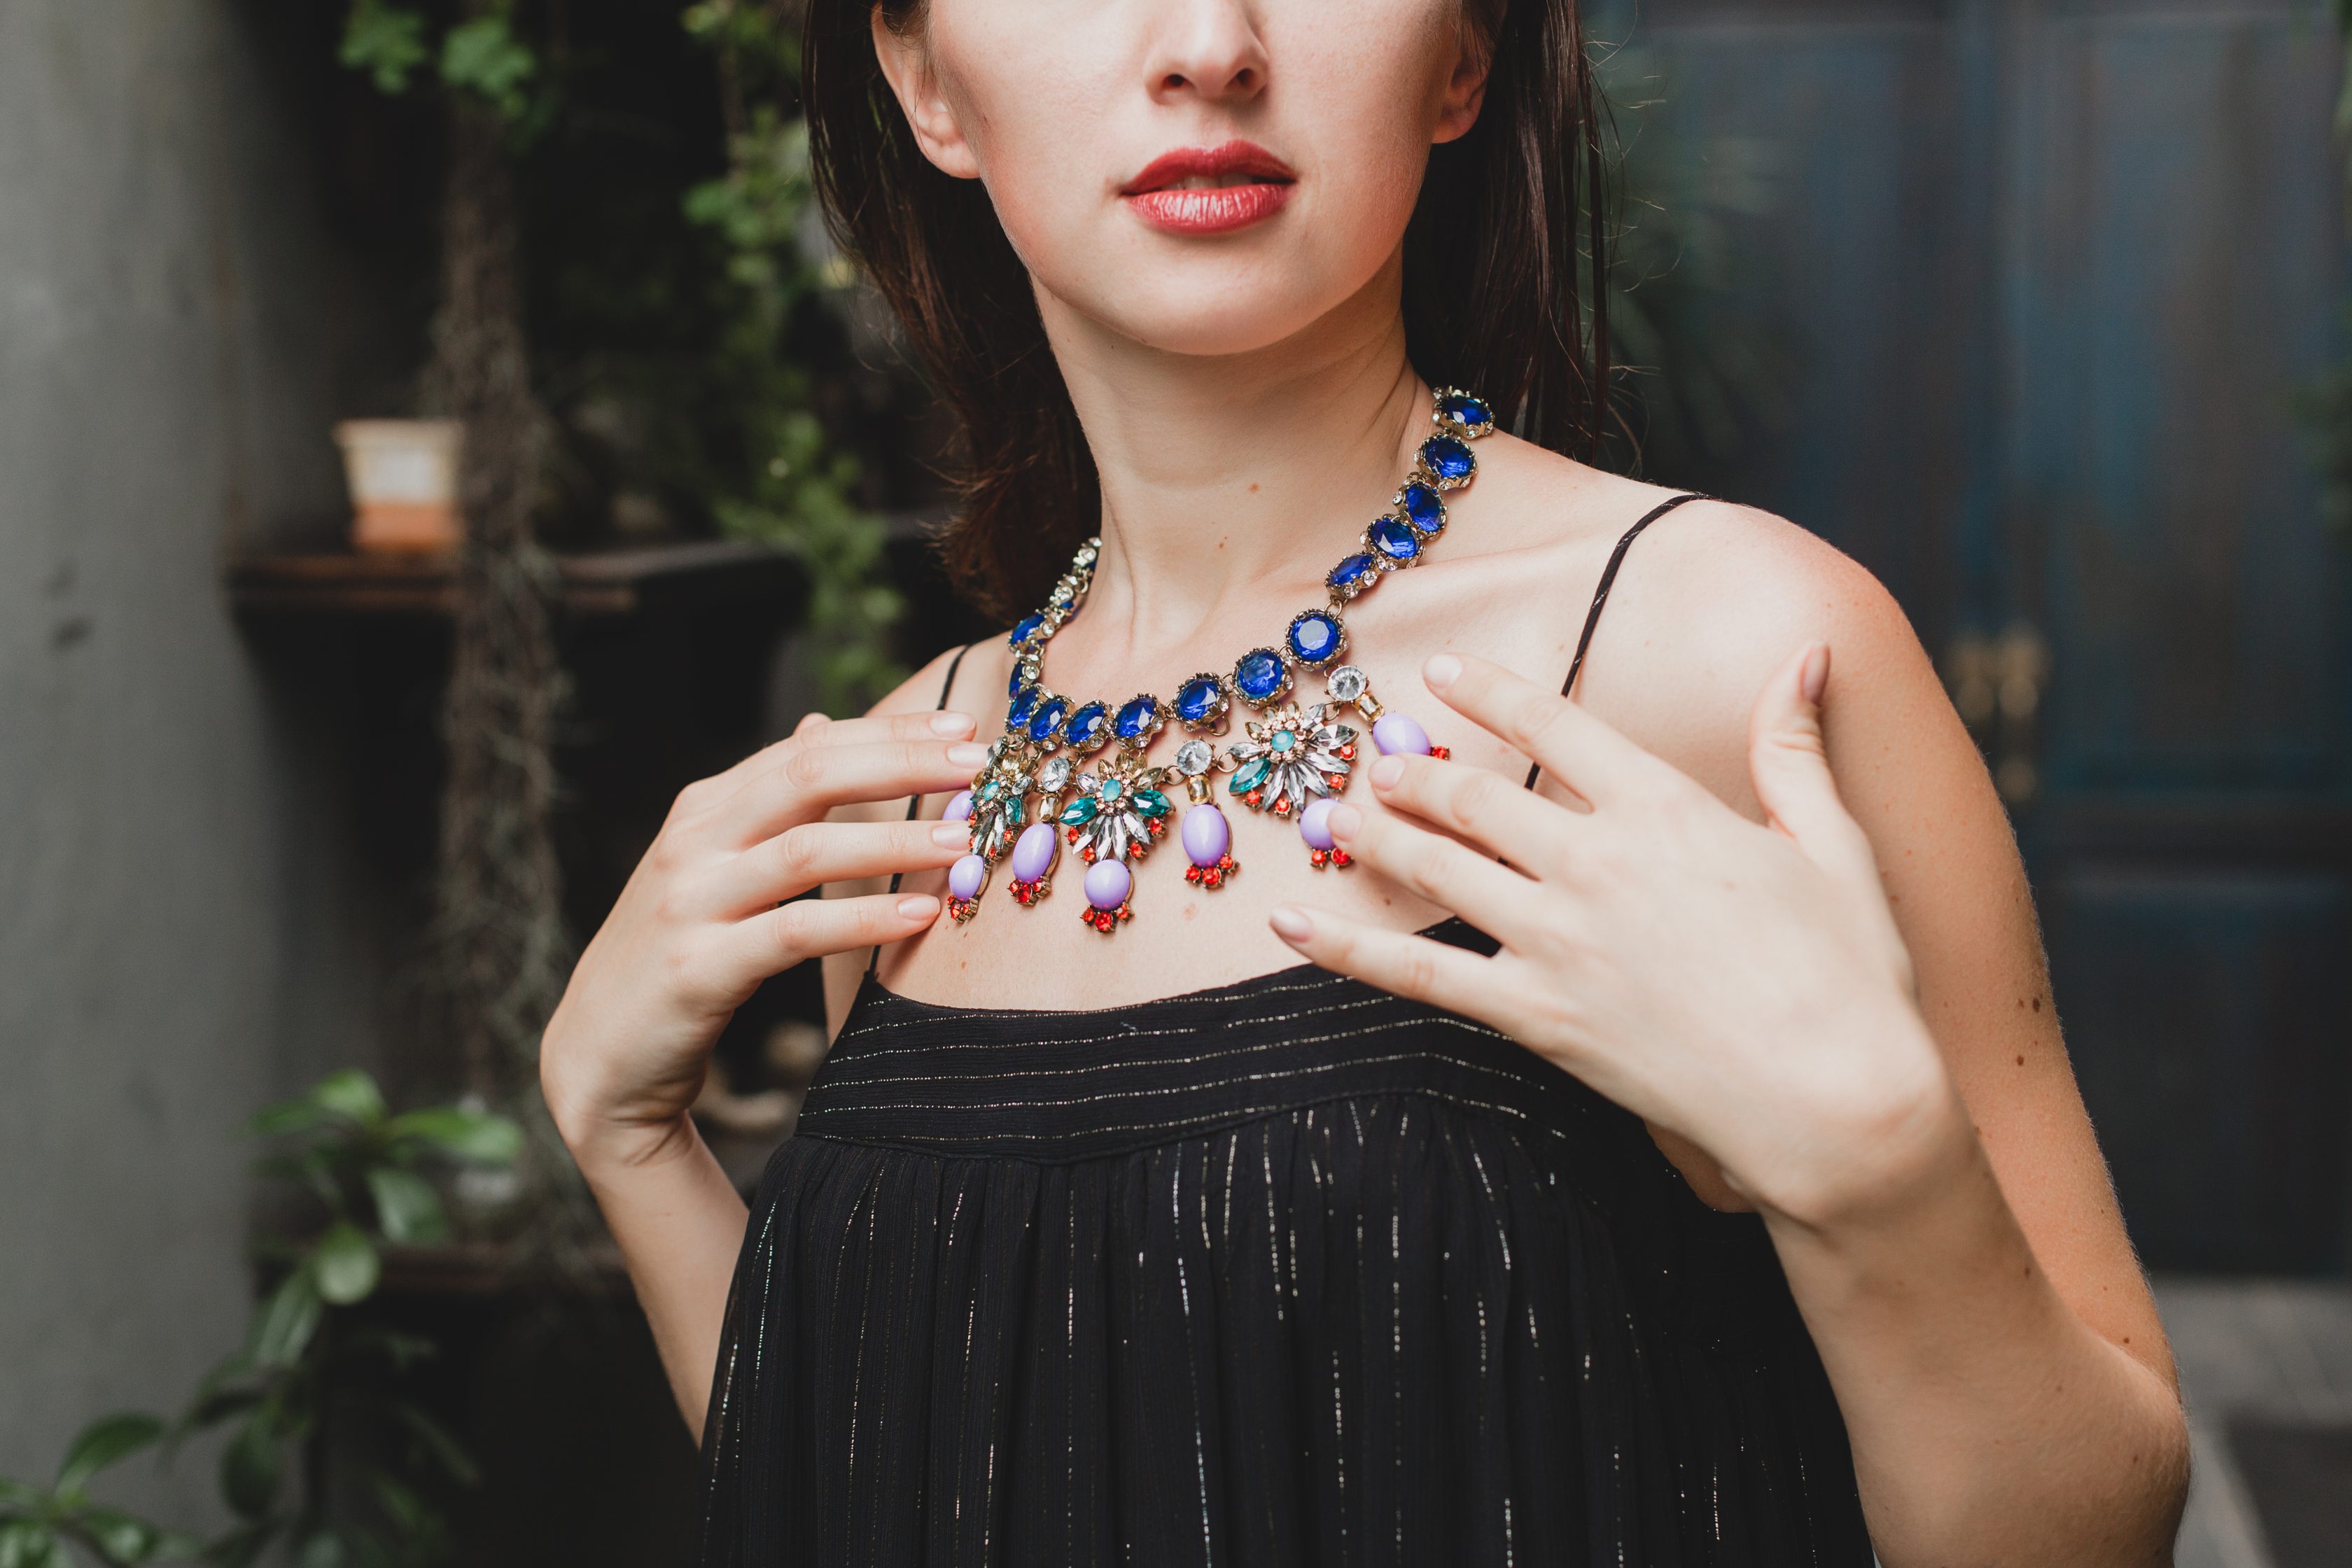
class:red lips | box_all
[1121,140,1296,235]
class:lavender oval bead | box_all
[1372,713,1432,757]
[941,789,975,823]
[1082,859,1131,910]
[947,853,987,901]
[1179,802,1231,867]
[1010,822,1058,882]
[1298,797,1340,850]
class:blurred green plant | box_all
[682,0,905,710]
[0,1073,521,1568]
[338,1,544,130]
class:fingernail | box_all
[930,710,976,736]
[1268,906,1314,942]
[1424,652,1463,692]
[946,742,989,767]
[1801,644,1830,706]
[932,822,970,847]
[1326,804,1362,842]
[1370,755,1405,789]
[899,894,939,920]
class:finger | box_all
[1266,905,1529,1032]
[1422,652,1660,806]
[707,818,969,913]
[1323,799,1548,944]
[705,706,981,794]
[1745,643,1881,896]
[722,737,988,844]
[1364,750,1577,872]
[726,890,943,978]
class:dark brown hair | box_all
[804,0,1613,621]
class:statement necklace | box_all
[939,386,1495,934]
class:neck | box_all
[1037,254,1427,654]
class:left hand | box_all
[1268,645,1964,1226]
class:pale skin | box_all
[539,1,2192,1562]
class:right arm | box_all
[541,653,985,1438]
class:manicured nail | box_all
[1424,652,1463,692]
[930,710,976,736]
[1268,906,1314,942]
[1326,804,1362,842]
[931,822,970,847]
[946,742,989,767]
[1370,755,1405,789]
[1801,644,1830,706]
[899,894,939,920]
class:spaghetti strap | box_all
[868,643,973,981]
[1522,493,1708,793]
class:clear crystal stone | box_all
[1037,755,1072,792]
[1176,738,1212,776]
[1326,665,1369,704]
[1050,581,1075,606]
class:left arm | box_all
[1270,563,2189,1564]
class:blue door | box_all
[1617,0,2352,1270]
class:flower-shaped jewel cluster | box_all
[1058,752,1172,864]
[1226,703,1357,817]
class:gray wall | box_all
[0,0,386,1523]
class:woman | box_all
[541,0,2191,1560]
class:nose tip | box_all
[1146,2,1270,102]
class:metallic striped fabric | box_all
[693,919,1874,1565]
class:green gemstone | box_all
[1058,798,1099,828]
[1132,790,1170,820]
[1230,757,1271,795]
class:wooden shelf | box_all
[228,539,802,619]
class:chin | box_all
[1034,239,1399,361]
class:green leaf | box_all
[293,1527,343,1568]
[363,1168,446,1245]
[307,1070,386,1128]
[385,1109,522,1166]
[0,1520,64,1568]
[338,0,430,94]
[310,1223,381,1307]
[75,1504,162,1564]
[218,1420,283,1522]
[248,1270,323,1370]
[0,1476,41,1512]
[56,1413,163,1494]
[243,1100,328,1140]
[440,13,537,120]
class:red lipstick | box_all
[1121,140,1296,235]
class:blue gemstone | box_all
[1438,393,1493,433]
[1114,696,1161,741]
[1399,481,1446,534]
[1420,435,1475,484]
[1066,701,1110,750]
[1326,553,1380,596]
[1368,517,1422,563]
[1233,648,1289,705]
[1007,685,1042,730]
[1287,612,1341,666]
[1009,662,1030,698]
[1009,612,1048,647]
[1175,678,1224,726]
[1028,696,1070,744]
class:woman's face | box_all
[874,0,1488,358]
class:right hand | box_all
[540,708,984,1171]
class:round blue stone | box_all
[1114,696,1161,741]
[1007,685,1042,730]
[1066,701,1109,750]
[1368,517,1422,564]
[1420,435,1475,484]
[1287,612,1341,666]
[1233,648,1289,705]
[1009,612,1048,647]
[1028,696,1070,744]
[1326,553,1380,596]
[1175,678,1224,726]
[1399,481,1446,534]
[1438,393,1494,433]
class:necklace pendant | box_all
[1172,738,1238,890]
[1224,701,1356,821]
[1059,749,1171,932]
[946,853,990,923]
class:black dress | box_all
[694,496,1875,1565]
